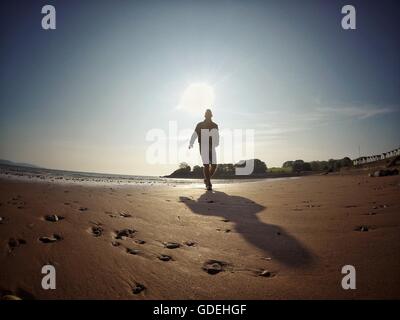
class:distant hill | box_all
[0,159,41,169]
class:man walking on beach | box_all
[189,109,219,190]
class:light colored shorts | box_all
[200,147,217,165]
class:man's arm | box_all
[189,124,199,148]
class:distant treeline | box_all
[166,157,353,179]
[166,159,268,179]
[282,157,353,173]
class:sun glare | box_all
[178,83,215,113]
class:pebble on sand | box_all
[202,260,227,275]
[164,242,180,249]
[158,254,172,261]
[44,214,64,222]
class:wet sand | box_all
[0,173,399,299]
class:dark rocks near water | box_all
[369,169,399,177]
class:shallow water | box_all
[0,164,279,186]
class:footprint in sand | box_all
[8,238,26,252]
[202,260,229,275]
[44,214,64,222]
[126,248,140,255]
[115,229,136,239]
[91,226,103,237]
[132,283,145,294]
[39,234,62,243]
[119,212,132,218]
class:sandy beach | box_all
[0,172,399,300]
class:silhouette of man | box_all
[189,109,219,190]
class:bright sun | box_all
[178,83,215,113]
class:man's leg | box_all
[210,164,217,177]
[203,164,211,186]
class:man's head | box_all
[204,109,213,120]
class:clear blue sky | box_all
[1,0,399,175]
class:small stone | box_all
[44,214,62,222]
[184,240,196,246]
[202,260,226,275]
[164,242,180,249]
[79,207,88,212]
[135,239,146,244]
[158,254,172,261]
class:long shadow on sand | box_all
[180,190,314,268]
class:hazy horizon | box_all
[1,0,399,176]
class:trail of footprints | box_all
[2,197,287,297]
